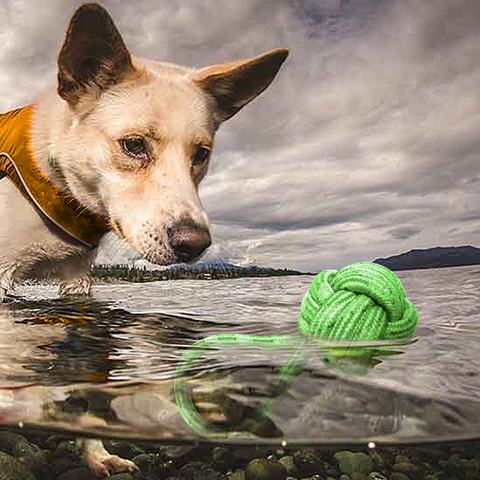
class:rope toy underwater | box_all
[174,261,419,439]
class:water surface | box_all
[0,265,479,446]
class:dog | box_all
[0,2,288,476]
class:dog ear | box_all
[58,3,135,107]
[192,48,289,124]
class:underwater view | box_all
[0,265,478,479]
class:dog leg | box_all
[77,438,138,477]
[0,269,14,303]
[57,248,97,298]
[58,275,92,298]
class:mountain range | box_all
[372,245,480,271]
[129,245,480,274]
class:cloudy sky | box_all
[1,0,480,272]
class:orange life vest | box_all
[0,105,109,249]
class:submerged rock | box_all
[179,460,218,480]
[57,466,98,480]
[334,451,373,475]
[103,440,145,459]
[0,451,36,480]
[0,432,28,455]
[293,448,324,477]
[108,474,135,480]
[18,449,53,478]
[244,458,287,480]
[278,455,299,478]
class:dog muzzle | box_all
[0,105,109,249]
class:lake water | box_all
[1,264,480,478]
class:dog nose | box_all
[167,221,211,263]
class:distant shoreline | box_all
[91,246,480,282]
[18,253,480,288]
[91,264,315,283]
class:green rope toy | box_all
[174,261,419,439]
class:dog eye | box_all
[120,137,147,158]
[193,146,210,166]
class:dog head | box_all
[55,3,288,265]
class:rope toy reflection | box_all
[174,261,419,439]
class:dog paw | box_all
[88,453,138,477]
[79,439,139,477]
[58,276,92,298]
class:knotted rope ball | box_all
[299,261,418,341]
[175,261,419,438]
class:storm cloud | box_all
[2,0,479,272]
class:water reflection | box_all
[0,288,478,445]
